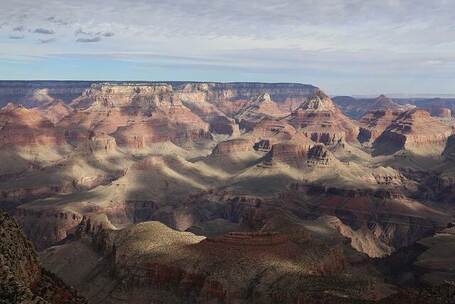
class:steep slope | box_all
[235,93,286,130]
[0,103,65,147]
[40,217,391,304]
[287,90,359,144]
[358,110,402,143]
[0,211,86,304]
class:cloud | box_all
[33,28,55,34]
[13,26,25,32]
[75,28,91,36]
[76,37,102,43]
[1,0,455,94]
[9,35,25,40]
[102,32,114,37]
[75,28,114,38]
[46,16,69,26]
[38,38,56,44]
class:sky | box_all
[0,0,455,96]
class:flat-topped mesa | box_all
[287,90,359,144]
[373,108,453,156]
[210,138,253,156]
[77,134,118,154]
[80,83,174,109]
[265,138,333,168]
[204,231,289,246]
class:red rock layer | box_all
[0,104,65,147]
[287,90,359,144]
[373,109,453,155]
[211,138,253,156]
[358,109,402,143]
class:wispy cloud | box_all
[38,37,56,44]
[102,32,114,37]
[13,26,25,32]
[9,35,25,40]
[33,28,55,35]
[76,37,102,43]
[1,0,455,94]
[46,16,69,26]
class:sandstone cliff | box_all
[373,109,453,156]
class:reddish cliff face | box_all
[0,104,65,147]
[235,93,286,130]
[287,90,359,144]
[373,109,453,156]
[210,138,254,156]
[266,139,335,168]
[358,109,402,143]
[65,84,211,149]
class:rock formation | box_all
[1,81,455,304]
[235,93,285,130]
[0,211,86,303]
[287,90,359,144]
[358,109,402,143]
[0,103,65,147]
[373,109,453,156]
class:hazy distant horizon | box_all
[1,79,454,99]
[1,1,455,95]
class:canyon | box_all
[0,81,455,303]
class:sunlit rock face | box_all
[0,104,65,147]
[373,109,453,156]
[2,81,455,304]
[358,109,402,143]
[287,90,360,145]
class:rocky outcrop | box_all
[14,208,84,250]
[373,109,453,156]
[41,220,365,304]
[266,140,334,168]
[358,109,402,143]
[287,90,359,144]
[235,93,285,130]
[0,211,86,303]
[0,104,65,147]
[38,101,73,124]
[210,138,253,156]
